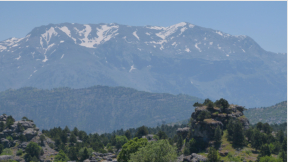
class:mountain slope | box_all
[0,22,286,107]
[0,86,202,133]
[244,101,287,124]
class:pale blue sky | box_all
[0,1,286,53]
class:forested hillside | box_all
[244,101,287,124]
[0,86,202,133]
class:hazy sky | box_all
[0,1,286,53]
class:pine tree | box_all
[81,148,89,161]
[0,122,4,132]
[251,129,263,150]
[69,133,77,143]
[277,130,284,143]
[227,119,235,140]
[68,147,78,161]
[177,135,183,150]
[214,125,222,144]
[259,144,271,157]
[135,126,149,138]
[207,147,221,162]
[124,130,131,139]
[232,121,245,146]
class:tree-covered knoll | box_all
[0,86,202,133]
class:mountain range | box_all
[0,22,286,107]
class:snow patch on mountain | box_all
[146,26,166,30]
[76,24,119,48]
[195,43,201,52]
[42,55,48,62]
[59,26,76,43]
[15,55,21,60]
[78,25,94,48]
[133,31,140,40]
[95,25,119,45]
[59,26,72,37]
[1,37,24,49]
[179,27,187,35]
[189,24,195,28]
[156,22,187,40]
[216,31,223,36]
[41,27,58,45]
[0,45,7,52]
[129,65,136,72]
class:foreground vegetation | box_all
[0,98,286,162]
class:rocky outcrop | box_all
[23,128,38,140]
[183,153,207,162]
[1,138,15,148]
[0,155,13,160]
[0,115,7,121]
[18,142,29,149]
[190,104,249,141]
[0,118,39,141]
[191,119,223,141]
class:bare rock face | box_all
[191,119,223,141]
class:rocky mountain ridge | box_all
[0,22,286,108]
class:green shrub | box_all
[1,148,13,155]
[16,149,23,156]
[6,136,13,142]
[129,140,177,162]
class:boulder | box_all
[1,138,11,148]
[190,153,207,162]
[23,128,38,140]
[219,150,229,156]
[0,115,7,121]
[18,142,29,149]
[238,116,250,130]
[0,132,4,138]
